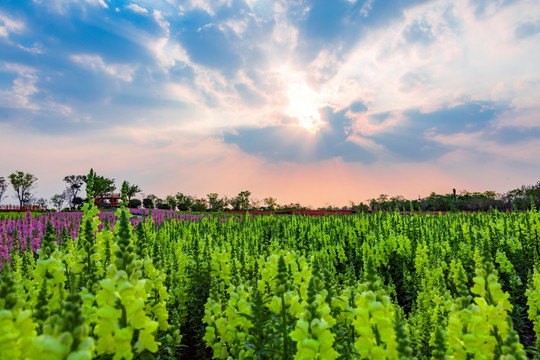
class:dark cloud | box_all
[369,112,393,125]
[349,101,368,113]
[295,0,433,62]
[366,101,508,161]
[1,0,538,164]
[224,106,376,163]
[515,21,540,39]
[488,126,540,144]
[368,132,449,161]
[404,101,506,135]
[224,101,512,164]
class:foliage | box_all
[207,193,227,212]
[50,193,66,211]
[192,198,208,212]
[1,194,539,359]
[84,171,115,205]
[165,195,177,211]
[143,197,154,209]
[230,190,251,211]
[129,199,142,208]
[8,171,38,207]
[263,197,278,211]
[63,175,86,209]
[123,181,141,201]
[175,193,194,211]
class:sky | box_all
[1,0,539,207]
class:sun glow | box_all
[285,77,326,134]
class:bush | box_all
[129,199,142,208]
[143,197,154,209]
[157,203,171,210]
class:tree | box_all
[263,197,278,211]
[192,198,207,212]
[207,193,227,212]
[63,175,86,209]
[165,195,177,211]
[350,201,369,211]
[85,173,115,206]
[250,197,262,210]
[155,198,171,210]
[143,197,154,209]
[8,171,38,207]
[51,193,66,211]
[0,176,7,204]
[230,190,251,211]
[129,199,142,208]
[175,192,194,211]
[35,197,48,209]
[72,196,84,208]
[124,181,141,201]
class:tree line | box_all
[0,170,539,212]
[0,171,140,211]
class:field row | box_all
[0,200,539,359]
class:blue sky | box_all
[1,0,539,206]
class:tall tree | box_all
[165,195,177,211]
[34,198,48,209]
[0,176,7,204]
[63,175,86,208]
[124,182,141,201]
[84,172,115,206]
[230,190,251,211]
[8,171,38,207]
[94,175,116,205]
[263,197,278,211]
[192,198,207,212]
[143,197,154,209]
[175,192,194,211]
[51,193,66,211]
[143,194,158,209]
[207,193,227,212]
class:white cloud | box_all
[259,0,539,138]
[0,73,40,110]
[0,63,39,110]
[17,42,44,54]
[271,21,298,50]
[148,37,190,71]
[0,12,25,38]
[126,3,148,15]
[492,107,540,129]
[180,0,233,17]
[114,0,540,142]
[32,0,109,14]
[3,62,37,75]
[220,18,249,36]
[153,10,170,35]
[431,131,540,164]
[70,54,136,82]
[0,62,76,117]
[359,0,374,17]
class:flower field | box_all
[1,196,539,359]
